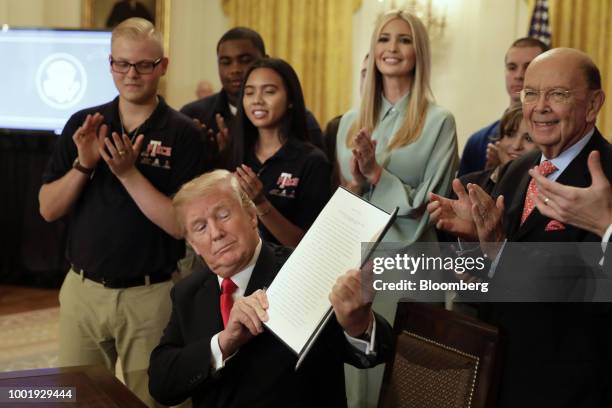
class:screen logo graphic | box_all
[36,53,88,109]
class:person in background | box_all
[337,9,458,247]
[335,9,458,406]
[180,27,324,163]
[459,103,538,193]
[428,48,612,408]
[323,53,369,191]
[228,58,331,248]
[458,37,548,176]
[38,18,207,407]
[195,79,214,99]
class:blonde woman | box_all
[336,10,458,245]
[336,10,458,406]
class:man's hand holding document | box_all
[264,187,397,367]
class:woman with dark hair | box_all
[460,103,538,193]
[229,58,331,247]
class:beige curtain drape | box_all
[540,0,611,139]
[222,0,361,128]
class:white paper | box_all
[265,188,393,354]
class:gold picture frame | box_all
[81,0,171,95]
[81,0,170,55]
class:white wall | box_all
[0,0,80,28]
[164,0,228,109]
[352,0,530,151]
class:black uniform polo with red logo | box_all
[244,138,332,245]
[42,96,209,286]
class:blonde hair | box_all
[111,17,163,55]
[347,10,433,150]
[172,170,255,235]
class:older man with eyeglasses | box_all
[429,48,612,407]
[39,17,211,407]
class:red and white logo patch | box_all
[277,172,299,188]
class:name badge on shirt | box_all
[139,139,172,169]
[269,172,299,198]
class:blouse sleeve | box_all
[367,107,458,240]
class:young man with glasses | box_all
[39,17,207,407]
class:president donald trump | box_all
[148,169,393,407]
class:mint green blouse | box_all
[336,93,459,244]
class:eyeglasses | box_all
[519,88,576,105]
[109,57,163,74]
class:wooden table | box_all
[0,365,146,407]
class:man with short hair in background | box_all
[39,17,207,407]
[180,26,324,160]
[458,37,549,176]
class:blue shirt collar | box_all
[541,128,595,182]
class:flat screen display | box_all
[0,27,118,133]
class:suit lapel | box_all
[194,271,224,336]
[245,243,278,296]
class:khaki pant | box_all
[58,269,172,408]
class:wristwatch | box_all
[72,158,94,176]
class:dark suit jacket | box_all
[180,90,325,152]
[481,129,612,408]
[148,242,393,408]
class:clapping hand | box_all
[427,179,478,240]
[485,142,501,169]
[531,150,612,237]
[193,113,230,152]
[353,128,382,185]
[467,183,505,259]
[235,164,265,205]
[99,131,144,179]
[72,113,107,169]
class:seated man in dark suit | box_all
[148,169,393,407]
[429,48,612,407]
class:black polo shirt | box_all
[42,96,205,281]
[244,139,332,245]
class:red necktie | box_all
[220,278,238,328]
[520,160,558,225]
